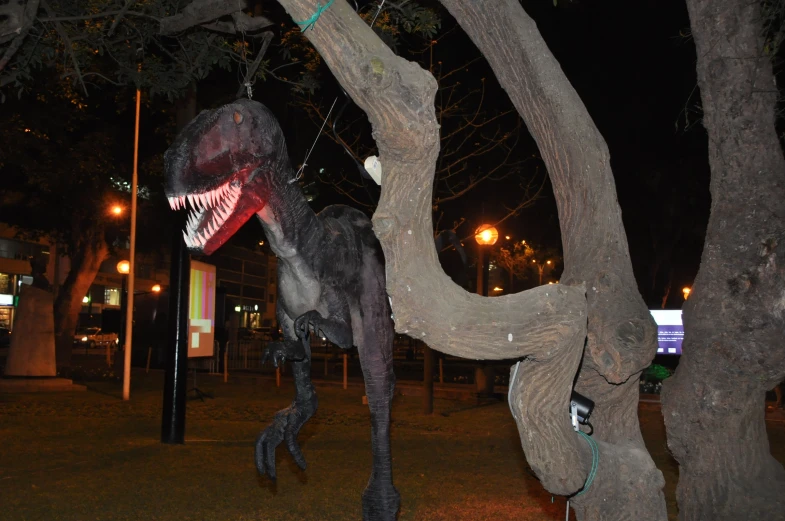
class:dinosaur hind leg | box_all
[357,261,399,521]
[359,336,399,521]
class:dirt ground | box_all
[1,370,783,521]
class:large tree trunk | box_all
[276,0,593,499]
[273,0,664,518]
[436,1,666,519]
[53,223,109,368]
[660,0,785,519]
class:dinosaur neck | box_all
[256,169,320,259]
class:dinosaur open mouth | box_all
[167,180,241,249]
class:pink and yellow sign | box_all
[188,260,216,358]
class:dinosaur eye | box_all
[233,111,243,124]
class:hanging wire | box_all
[290,97,339,184]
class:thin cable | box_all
[290,97,338,184]
[507,360,521,415]
[574,430,599,496]
[370,0,386,27]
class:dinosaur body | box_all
[164,99,399,520]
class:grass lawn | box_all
[1,370,783,520]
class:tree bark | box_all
[660,0,785,519]
[53,223,109,368]
[434,1,666,519]
[275,0,592,498]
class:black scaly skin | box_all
[164,100,399,521]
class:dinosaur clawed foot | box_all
[362,479,400,521]
[294,310,324,340]
[255,395,317,481]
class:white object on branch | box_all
[364,156,382,185]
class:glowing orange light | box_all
[117,260,130,274]
[475,225,499,246]
[492,287,503,292]
[151,284,161,293]
[111,205,123,215]
[682,287,691,299]
[505,235,511,240]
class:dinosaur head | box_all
[164,99,289,255]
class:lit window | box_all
[104,287,121,306]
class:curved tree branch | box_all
[275,0,591,497]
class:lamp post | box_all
[532,258,552,286]
[474,224,498,396]
[474,224,499,297]
[119,69,142,401]
[116,260,130,360]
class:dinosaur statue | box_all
[164,99,399,520]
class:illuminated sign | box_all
[650,309,683,355]
[0,294,13,306]
[188,260,216,358]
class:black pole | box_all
[423,342,433,414]
[118,276,127,347]
[161,230,190,444]
[482,252,490,297]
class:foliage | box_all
[0,86,125,251]
[493,240,534,280]
[643,363,673,383]
[0,0,273,102]
[0,0,444,103]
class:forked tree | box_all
[271,0,667,519]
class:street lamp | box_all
[117,260,130,274]
[152,284,161,293]
[475,224,498,297]
[474,224,499,396]
[111,205,123,216]
[532,259,552,286]
[116,260,130,362]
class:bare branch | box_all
[107,0,137,37]
[40,0,88,96]
[160,0,247,35]
[231,10,274,31]
[38,10,160,24]
[0,0,39,73]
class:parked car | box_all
[0,327,10,348]
[73,327,118,349]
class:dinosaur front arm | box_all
[294,309,353,350]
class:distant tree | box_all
[0,86,168,367]
[525,245,561,287]
[492,240,533,293]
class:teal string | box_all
[574,430,599,496]
[293,0,335,32]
